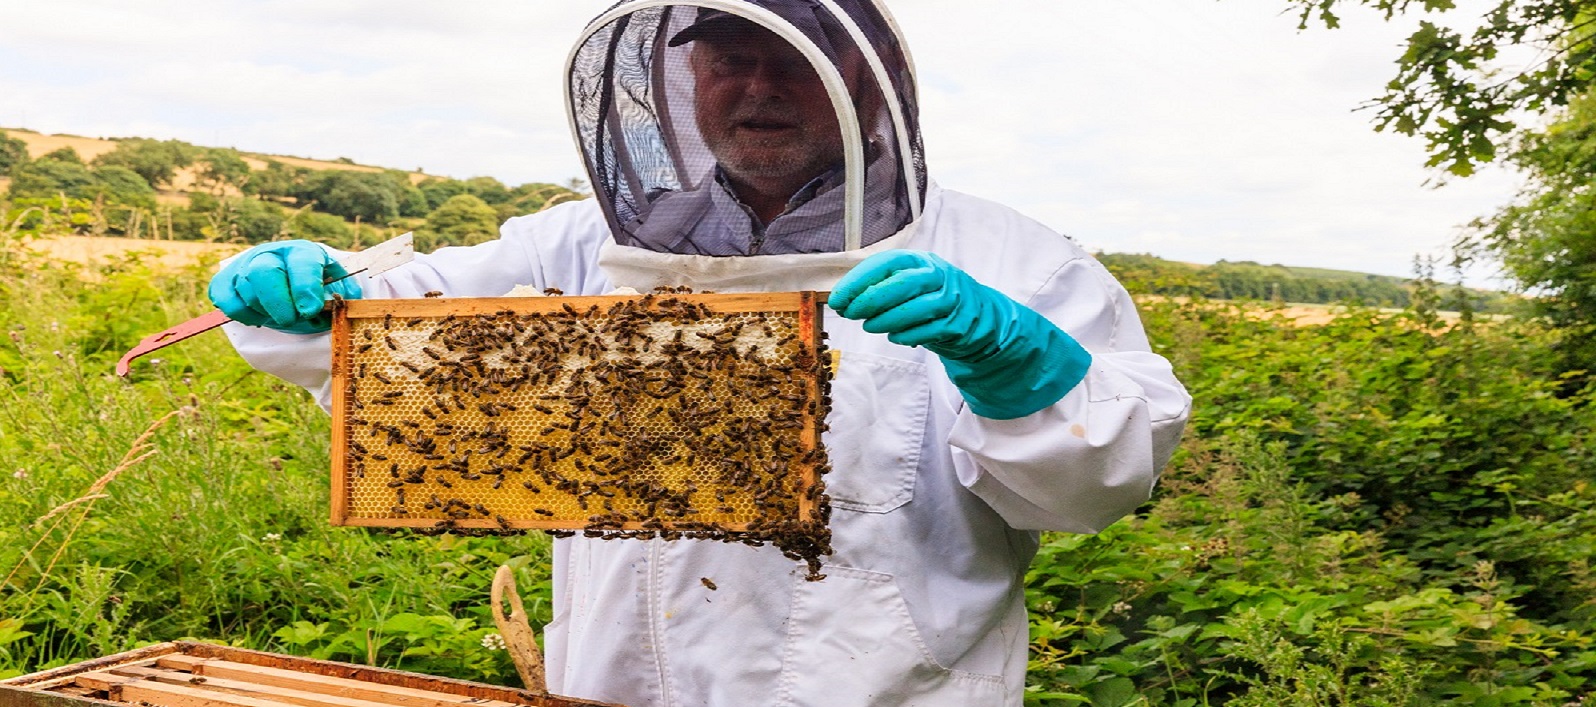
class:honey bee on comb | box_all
[330,291,834,575]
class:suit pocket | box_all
[821,350,930,513]
[776,566,1008,706]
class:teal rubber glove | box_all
[829,250,1091,420]
[208,240,362,334]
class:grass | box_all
[0,234,548,682]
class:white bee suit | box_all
[222,182,1190,706]
[221,0,1190,703]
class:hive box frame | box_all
[326,293,828,533]
[0,641,622,707]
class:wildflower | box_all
[1112,601,1133,614]
[481,633,506,651]
[12,469,26,479]
[262,532,282,542]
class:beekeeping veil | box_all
[567,0,925,257]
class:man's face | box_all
[690,23,845,197]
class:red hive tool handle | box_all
[115,309,232,378]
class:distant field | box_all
[27,235,241,270]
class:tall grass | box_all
[0,233,548,682]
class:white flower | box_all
[1112,602,1133,614]
[480,633,506,651]
[262,533,282,542]
[12,469,26,479]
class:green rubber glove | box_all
[208,240,362,334]
[828,250,1091,420]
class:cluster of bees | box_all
[335,290,835,580]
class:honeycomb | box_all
[328,291,833,578]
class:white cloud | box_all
[0,0,1528,280]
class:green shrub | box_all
[0,130,29,174]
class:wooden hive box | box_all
[0,642,623,707]
[327,292,835,576]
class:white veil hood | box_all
[565,0,926,256]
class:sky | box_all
[0,0,1529,282]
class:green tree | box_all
[499,182,584,220]
[246,160,310,200]
[422,194,499,250]
[462,176,511,205]
[1471,90,1596,378]
[8,157,97,200]
[92,138,198,188]
[1284,0,1596,176]
[313,172,399,223]
[0,130,28,174]
[418,178,469,211]
[88,165,158,210]
[39,147,84,164]
[197,148,253,194]
[285,209,355,247]
[386,171,430,218]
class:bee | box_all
[534,508,554,517]
[424,291,444,298]
[373,370,392,384]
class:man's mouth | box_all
[737,118,797,132]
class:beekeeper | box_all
[210,1,1191,705]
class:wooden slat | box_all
[342,293,804,319]
[108,666,412,707]
[68,673,130,694]
[168,643,619,707]
[797,291,821,523]
[1,644,179,688]
[329,304,351,525]
[153,658,520,707]
[113,678,307,707]
[0,683,125,707]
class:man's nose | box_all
[743,57,813,95]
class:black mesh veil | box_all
[567,0,925,255]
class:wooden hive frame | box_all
[0,642,622,707]
[325,292,832,565]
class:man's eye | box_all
[711,55,758,76]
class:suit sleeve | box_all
[946,255,1191,533]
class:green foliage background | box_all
[0,226,1590,704]
[2,129,1593,705]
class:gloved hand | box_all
[208,240,362,334]
[828,250,1091,420]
